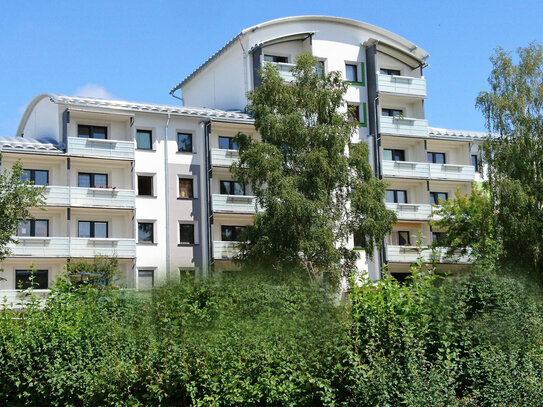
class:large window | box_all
[383,149,405,161]
[78,173,108,188]
[221,225,246,242]
[177,132,193,152]
[22,169,49,185]
[78,125,107,139]
[179,178,193,198]
[218,136,238,150]
[220,180,245,195]
[136,130,152,150]
[345,63,358,82]
[380,68,401,76]
[427,152,446,164]
[15,269,48,289]
[429,192,448,205]
[137,175,153,196]
[78,221,108,238]
[17,219,49,237]
[386,190,407,204]
[382,108,404,117]
[179,224,195,244]
[264,55,288,63]
[398,231,410,246]
[138,222,154,243]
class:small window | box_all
[264,55,288,63]
[219,180,245,195]
[138,270,154,290]
[432,232,443,244]
[138,222,154,243]
[138,175,153,196]
[221,225,246,242]
[353,230,366,249]
[179,224,195,244]
[429,192,448,205]
[17,219,49,237]
[78,173,108,188]
[78,125,107,139]
[22,169,49,186]
[380,68,401,76]
[398,231,410,246]
[177,133,193,152]
[382,108,404,117]
[218,136,238,150]
[15,269,48,289]
[315,60,325,77]
[472,154,479,172]
[345,64,358,82]
[179,178,193,198]
[78,221,108,238]
[427,152,446,164]
[383,149,405,161]
[347,104,360,122]
[136,130,152,150]
[386,190,407,204]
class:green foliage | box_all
[66,255,120,286]
[232,53,396,279]
[0,159,44,261]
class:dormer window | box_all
[78,125,107,139]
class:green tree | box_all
[0,159,44,261]
[232,53,396,279]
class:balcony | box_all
[8,237,70,257]
[70,238,136,258]
[212,194,259,214]
[70,187,135,209]
[264,61,296,82]
[67,137,134,160]
[379,116,428,138]
[213,241,238,260]
[376,74,427,98]
[211,148,239,167]
[42,186,70,206]
[382,160,430,178]
[429,163,475,181]
[386,203,432,221]
[386,246,471,264]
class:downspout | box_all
[164,113,171,280]
[238,37,249,108]
[202,119,213,273]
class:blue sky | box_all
[0,0,540,136]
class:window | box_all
[177,132,193,152]
[264,55,288,63]
[138,175,153,196]
[429,192,448,205]
[386,190,407,203]
[136,129,152,150]
[353,230,366,249]
[345,63,358,82]
[138,270,154,289]
[179,224,195,244]
[138,222,154,243]
[15,269,48,289]
[78,125,107,139]
[382,108,404,117]
[78,221,108,238]
[22,169,49,185]
[218,136,238,150]
[383,149,405,161]
[314,60,325,77]
[220,180,245,195]
[380,68,401,76]
[472,154,479,172]
[221,225,246,241]
[179,178,193,198]
[427,152,446,164]
[17,219,49,237]
[432,232,443,244]
[398,231,410,246]
[347,104,360,122]
[78,173,108,188]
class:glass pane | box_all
[138,223,153,243]
[94,174,107,187]
[94,222,107,238]
[179,224,194,244]
[136,130,152,149]
[138,270,154,289]
[78,222,91,238]
[430,193,436,205]
[354,231,366,249]
[34,220,48,237]
[435,153,445,164]
[231,140,239,150]
[382,109,391,116]
[397,190,407,203]
[16,270,48,290]
[92,126,107,139]
[179,179,193,198]
[221,226,233,241]
[34,170,48,185]
[219,136,231,150]
[438,193,447,202]
[78,125,90,138]
[78,174,91,188]
[177,133,192,152]
[315,61,324,77]
[385,190,395,203]
[393,150,405,161]
[399,232,410,246]
[220,181,231,195]
[233,182,244,196]
[346,64,357,82]
[17,220,31,236]
[472,155,478,171]
[21,170,31,182]
[383,149,392,161]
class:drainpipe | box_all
[164,113,171,280]
[238,37,249,108]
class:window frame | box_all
[345,63,358,82]
[221,225,246,242]
[137,269,154,290]
[427,152,446,164]
[137,175,154,197]
[218,136,239,150]
[178,178,194,199]
[137,222,155,244]
[136,129,153,150]
[77,124,108,139]
[179,223,195,245]
[381,108,404,117]
[386,189,408,204]
[347,104,360,123]
[15,269,48,290]
[383,149,406,161]
[398,231,411,246]
[17,219,49,237]
[177,132,193,153]
[219,180,246,196]
[22,169,49,185]
[78,221,108,238]
[263,54,288,63]
[380,68,401,76]
[429,192,449,205]
[471,154,479,172]
[78,172,108,188]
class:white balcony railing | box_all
[382,160,476,182]
[429,163,475,181]
[376,74,427,98]
[212,194,259,214]
[42,186,70,206]
[386,246,471,264]
[211,148,239,167]
[386,203,433,221]
[382,160,430,178]
[213,241,238,260]
[70,238,136,258]
[379,116,428,138]
[8,237,70,257]
[67,137,134,160]
[70,187,135,208]
[263,61,296,82]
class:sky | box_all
[0,0,541,136]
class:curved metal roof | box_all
[0,135,62,153]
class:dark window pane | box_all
[78,125,90,138]
[233,182,245,195]
[179,179,193,198]
[34,170,48,185]
[472,155,479,172]
[138,223,153,243]
[380,68,401,76]
[92,126,107,139]
[94,174,107,187]
[348,105,360,122]
[428,152,446,164]
[220,181,231,195]
[354,231,366,249]
[94,222,107,238]
[17,220,31,236]
[219,136,231,150]
[221,225,245,241]
[179,224,195,244]
[399,231,410,246]
[264,55,288,63]
[16,270,48,289]
[34,220,48,237]
[432,232,442,244]
[177,133,192,152]
[78,174,91,188]
[346,64,357,82]
[78,221,91,238]
[136,130,152,150]
[382,108,404,117]
[138,176,153,196]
